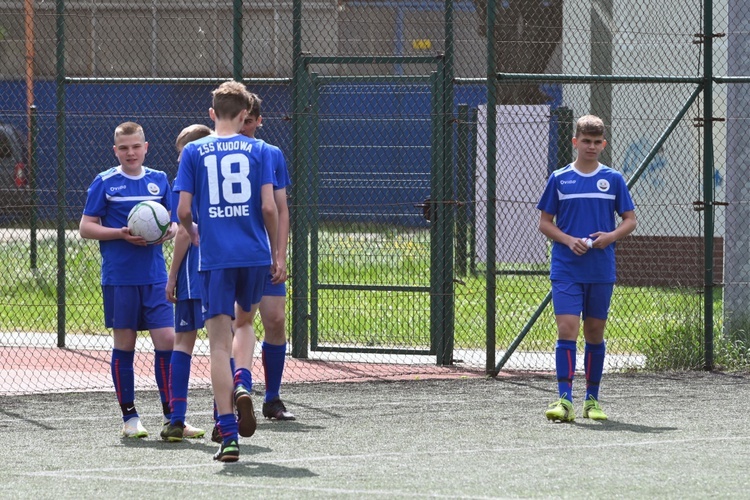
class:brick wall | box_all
[616,236,724,287]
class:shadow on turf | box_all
[571,420,678,434]
[257,421,325,433]
[0,408,56,430]
[119,437,273,453]
[117,438,318,478]
[215,461,317,479]
[117,437,232,452]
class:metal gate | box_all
[289,55,456,364]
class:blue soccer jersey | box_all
[269,144,291,190]
[83,166,172,285]
[174,134,276,271]
[170,186,202,300]
[536,163,635,283]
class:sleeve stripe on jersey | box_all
[105,195,164,203]
[552,165,574,176]
[557,191,616,201]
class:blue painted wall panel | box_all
[0,81,557,227]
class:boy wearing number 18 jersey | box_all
[174,81,278,462]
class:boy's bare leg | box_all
[113,328,137,350]
[582,318,606,344]
[173,331,197,354]
[207,314,235,416]
[260,296,285,344]
[554,314,580,342]
[149,326,175,349]
[233,305,258,372]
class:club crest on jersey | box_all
[597,179,610,192]
[147,182,160,195]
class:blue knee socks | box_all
[262,342,286,402]
[154,349,173,420]
[555,340,577,402]
[169,351,191,425]
[585,341,606,401]
[112,348,137,421]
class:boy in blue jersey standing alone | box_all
[175,81,279,462]
[79,122,177,438]
[536,115,636,422]
[160,124,214,442]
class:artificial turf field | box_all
[1,372,749,499]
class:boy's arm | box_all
[589,210,637,249]
[154,181,178,244]
[78,214,147,246]
[154,221,178,245]
[177,191,198,246]
[166,225,191,303]
[272,188,289,284]
[538,211,589,256]
[261,183,279,279]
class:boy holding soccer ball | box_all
[79,122,177,438]
[174,82,279,462]
[536,115,636,422]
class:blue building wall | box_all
[0,81,559,226]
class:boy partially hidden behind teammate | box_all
[174,81,279,462]
[536,115,636,423]
[160,124,214,442]
[79,122,177,438]
[234,92,295,422]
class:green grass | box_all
[0,226,732,369]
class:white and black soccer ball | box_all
[127,200,170,244]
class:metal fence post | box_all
[233,0,243,81]
[456,104,469,277]
[469,107,478,276]
[55,0,66,348]
[438,0,456,366]
[552,106,574,168]
[290,0,309,358]
[485,0,497,375]
[29,104,38,271]
[309,72,320,351]
[429,69,443,358]
[702,0,715,369]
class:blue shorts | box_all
[200,267,267,320]
[103,283,174,331]
[551,281,614,320]
[263,273,287,297]
[175,298,204,332]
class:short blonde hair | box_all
[114,122,145,143]
[175,124,212,151]
[575,115,605,138]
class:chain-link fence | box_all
[1,0,748,394]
